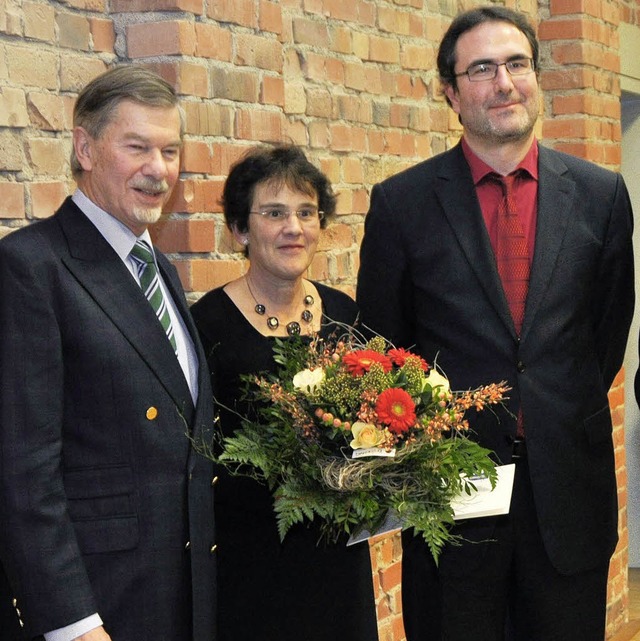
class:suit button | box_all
[517,361,525,373]
[210,544,218,554]
[185,541,191,551]
[211,476,219,486]
[146,406,158,420]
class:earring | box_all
[242,238,248,246]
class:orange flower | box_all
[375,388,416,434]
[387,348,429,371]
[342,349,392,376]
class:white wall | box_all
[621,20,640,568]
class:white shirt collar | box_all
[71,189,153,258]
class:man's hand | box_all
[75,627,112,641]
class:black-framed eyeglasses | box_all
[249,207,324,224]
[454,57,535,82]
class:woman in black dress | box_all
[191,144,378,641]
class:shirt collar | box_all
[72,189,154,261]
[461,137,539,185]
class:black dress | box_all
[191,283,378,641]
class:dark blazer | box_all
[356,143,634,575]
[0,198,216,640]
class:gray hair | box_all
[70,65,183,177]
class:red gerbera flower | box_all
[342,349,392,376]
[388,348,429,371]
[375,388,416,434]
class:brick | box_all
[0,87,29,127]
[57,11,91,50]
[369,35,400,64]
[59,56,106,92]
[195,23,232,61]
[127,21,196,58]
[150,219,216,253]
[89,17,115,53]
[379,6,413,36]
[323,0,358,21]
[331,26,352,55]
[24,2,55,42]
[208,0,257,29]
[61,0,107,9]
[352,31,370,60]
[235,109,283,142]
[325,58,345,85]
[7,44,59,90]
[183,101,234,137]
[148,61,209,98]
[259,0,282,34]
[344,61,367,91]
[211,142,251,176]
[0,182,25,218]
[0,130,26,170]
[165,178,224,214]
[211,67,260,103]
[401,43,435,70]
[2,0,21,36]
[283,120,310,145]
[540,67,592,90]
[307,252,329,281]
[30,181,69,219]
[319,157,340,183]
[316,223,352,250]
[182,258,245,293]
[235,33,283,72]
[292,17,330,48]
[26,138,69,176]
[284,82,306,114]
[181,140,214,174]
[308,121,330,149]
[261,75,284,107]
[111,0,203,10]
[28,92,72,131]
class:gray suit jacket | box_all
[0,198,216,640]
[357,143,634,574]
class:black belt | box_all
[512,438,527,460]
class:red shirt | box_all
[461,137,539,262]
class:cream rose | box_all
[292,367,325,394]
[350,422,385,450]
[423,369,450,394]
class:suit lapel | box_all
[520,146,574,341]
[435,146,516,335]
[57,201,194,412]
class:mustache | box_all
[129,178,170,194]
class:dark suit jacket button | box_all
[211,476,219,486]
[185,541,191,551]
[517,361,525,373]
[210,544,218,554]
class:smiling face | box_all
[236,181,321,285]
[73,99,182,236]
[444,20,540,151]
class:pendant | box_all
[286,321,301,336]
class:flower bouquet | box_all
[210,328,509,560]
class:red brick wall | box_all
[0,1,632,639]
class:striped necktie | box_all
[129,240,178,354]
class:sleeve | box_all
[356,182,416,348]
[592,172,635,390]
[0,236,97,636]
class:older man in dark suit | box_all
[357,6,634,641]
[0,66,216,641]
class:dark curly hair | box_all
[222,144,337,235]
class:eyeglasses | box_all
[454,57,535,82]
[249,207,324,224]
